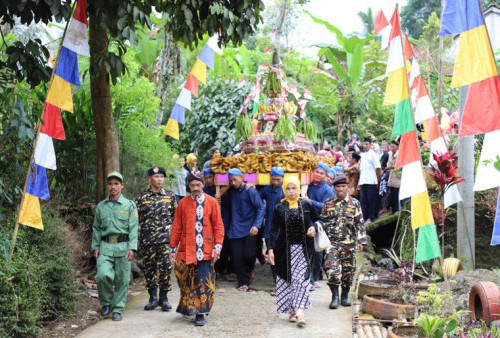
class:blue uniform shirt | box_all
[307,181,335,213]
[226,183,265,239]
[203,186,216,197]
[259,184,285,239]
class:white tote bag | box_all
[314,221,331,252]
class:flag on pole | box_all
[18,193,44,230]
[34,133,57,170]
[46,75,74,112]
[374,9,391,49]
[40,103,66,140]
[491,188,500,245]
[62,0,90,57]
[416,223,441,263]
[164,36,221,139]
[55,46,81,86]
[26,164,50,200]
[440,0,500,137]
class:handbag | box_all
[314,221,331,252]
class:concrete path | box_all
[78,263,352,338]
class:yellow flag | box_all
[18,193,44,230]
[164,118,179,139]
[46,75,74,112]
[411,190,434,230]
[452,25,498,88]
[383,67,409,106]
[190,59,207,84]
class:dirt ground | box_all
[75,262,352,338]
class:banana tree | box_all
[305,11,375,144]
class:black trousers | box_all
[215,235,232,274]
[360,184,379,221]
[389,187,400,212]
[230,235,257,287]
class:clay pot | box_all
[387,325,423,338]
[469,281,500,326]
[362,295,417,320]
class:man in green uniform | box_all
[92,171,138,321]
[136,166,177,311]
[321,174,366,310]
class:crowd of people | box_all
[90,135,404,327]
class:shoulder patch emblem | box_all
[162,198,172,203]
[134,212,138,217]
[119,210,130,214]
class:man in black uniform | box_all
[136,166,177,311]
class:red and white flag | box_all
[63,0,89,56]
[374,9,391,50]
[303,89,313,100]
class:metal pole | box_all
[457,85,475,270]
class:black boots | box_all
[195,314,205,326]
[112,312,122,321]
[144,288,158,311]
[159,288,172,311]
[341,286,351,307]
[101,305,111,317]
[328,285,339,309]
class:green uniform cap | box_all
[107,171,123,182]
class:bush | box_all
[0,209,78,336]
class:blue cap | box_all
[315,163,329,173]
[228,168,243,178]
[270,166,285,177]
[333,166,344,174]
[326,168,334,175]
[203,168,214,176]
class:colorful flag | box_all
[46,75,73,112]
[416,223,441,263]
[184,74,199,97]
[40,103,66,140]
[238,76,246,88]
[440,0,500,137]
[55,46,81,86]
[170,104,186,125]
[206,35,222,55]
[164,118,179,139]
[175,88,191,110]
[198,44,215,70]
[264,48,271,55]
[62,0,89,57]
[26,164,50,200]
[18,193,44,230]
[374,9,391,49]
[411,190,434,230]
[34,133,57,170]
[190,59,207,84]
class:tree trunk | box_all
[89,14,120,201]
[156,28,181,126]
[272,0,287,65]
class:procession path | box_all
[77,262,352,338]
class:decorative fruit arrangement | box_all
[275,115,297,142]
[235,115,252,142]
[210,152,336,174]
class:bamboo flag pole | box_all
[10,1,77,258]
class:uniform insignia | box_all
[346,208,355,213]
[134,212,138,217]
[142,201,152,204]
[325,204,334,208]
[153,167,159,173]
[162,198,172,203]
[119,210,130,214]
[326,207,335,211]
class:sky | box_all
[289,0,408,56]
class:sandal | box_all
[238,285,249,292]
[296,315,306,327]
[288,313,297,323]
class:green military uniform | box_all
[321,195,366,287]
[135,187,177,290]
[92,194,138,314]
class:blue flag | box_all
[170,103,186,125]
[26,164,50,200]
[198,45,215,70]
[55,46,81,86]
[491,188,500,245]
[440,0,484,36]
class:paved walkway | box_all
[78,263,352,338]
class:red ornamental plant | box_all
[429,151,465,195]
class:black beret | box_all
[147,166,167,177]
[333,174,348,186]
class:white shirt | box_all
[359,149,381,185]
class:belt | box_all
[102,235,129,243]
